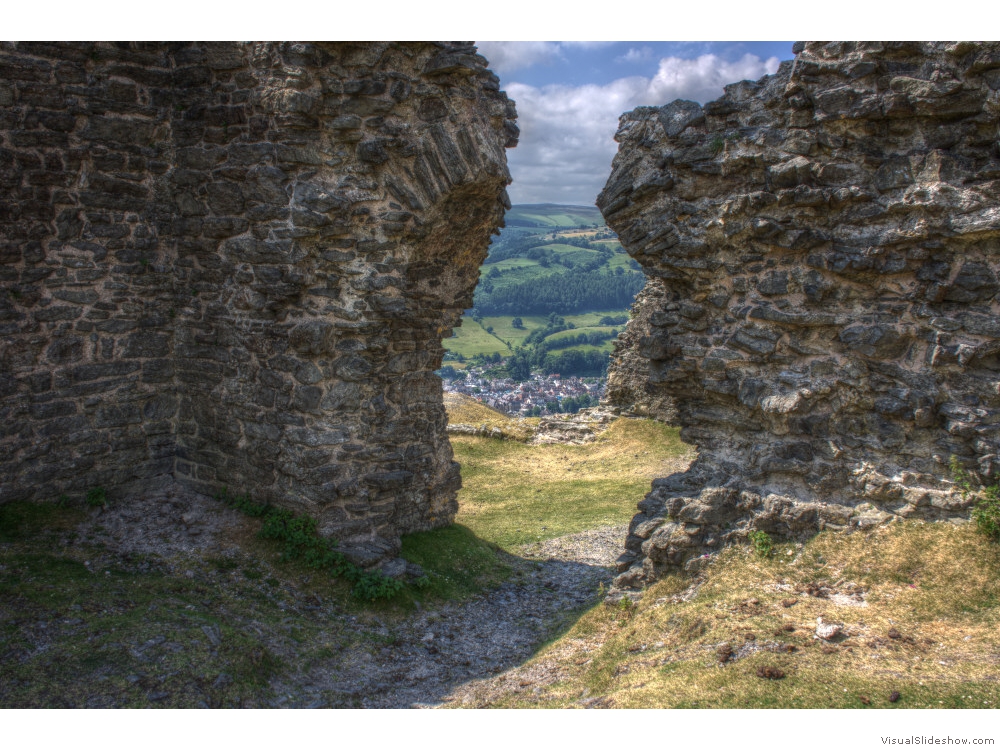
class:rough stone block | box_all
[601,41,1000,587]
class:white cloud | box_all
[616,46,654,64]
[476,42,563,74]
[646,53,780,105]
[505,53,780,205]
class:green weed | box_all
[951,455,1000,542]
[216,489,403,601]
[85,487,107,508]
[971,487,1000,542]
[748,530,774,557]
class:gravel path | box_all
[272,525,626,708]
[60,482,625,708]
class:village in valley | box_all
[441,369,605,417]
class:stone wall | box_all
[603,277,678,422]
[0,42,516,566]
[599,42,1000,587]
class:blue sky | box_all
[476,41,795,206]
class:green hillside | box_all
[442,204,642,378]
[504,204,603,228]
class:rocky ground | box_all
[278,525,621,709]
[0,481,623,708]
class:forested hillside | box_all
[443,205,644,378]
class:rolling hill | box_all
[442,205,643,378]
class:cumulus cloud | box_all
[505,53,780,205]
[646,53,780,105]
[476,42,563,74]
[616,46,654,64]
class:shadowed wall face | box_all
[0,41,517,565]
[600,42,1000,587]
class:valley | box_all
[441,204,643,383]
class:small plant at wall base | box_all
[971,486,1000,542]
[949,455,973,498]
[85,487,107,508]
[216,488,404,601]
[950,455,1000,542]
[748,530,774,557]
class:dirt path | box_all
[2,482,624,708]
[273,525,625,708]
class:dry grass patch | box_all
[444,392,538,441]
[451,417,693,549]
[469,521,1000,708]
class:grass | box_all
[444,311,630,363]
[216,488,404,602]
[400,524,513,600]
[466,521,1000,708]
[0,502,291,707]
[443,392,540,441]
[450,417,692,549]
[444,318,510,358]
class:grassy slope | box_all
[445,312,629,362]
[445,319,510,360]
[439,395,1000,709]
[469,522,1000,709]
[450,418,692,549]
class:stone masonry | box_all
[0,42,516,567]
[600,42,1000,587]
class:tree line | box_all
[472,268,644,316]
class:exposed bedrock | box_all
[599,41,1000,587]
[0,42,516,566]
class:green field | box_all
[505,204,603,228]
[444,311,628,365]
[440,204,642,377]
[446,320,510,362]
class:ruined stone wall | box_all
[603,277,678,422]
[0,42,516,566]
[599,42,1000,587]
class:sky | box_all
[476,41,795,206]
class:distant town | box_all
[441,367,605,416]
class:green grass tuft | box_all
[85,487,107,508]
[217,489,403,602]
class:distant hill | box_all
[442,204,645,378]
[504,204,604,229]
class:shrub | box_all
[950,456,1000,542]
[85,487,107,508]
[971,486,1000,542]
[748,530,773,557]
